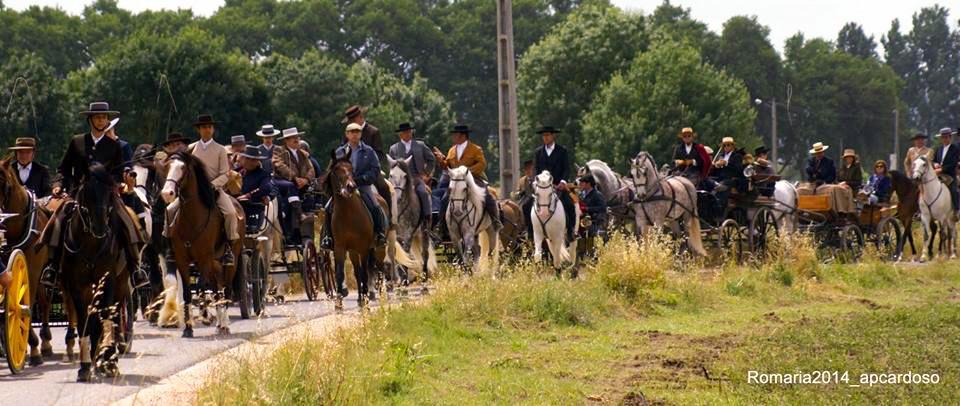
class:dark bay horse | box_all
[890,170,920,260]
[0,158,59,366]
[59,164,132,381]
[159,152,243,336]
[327,159,385,308]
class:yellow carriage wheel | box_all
[2,250,30,374]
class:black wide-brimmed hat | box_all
[450,124,473,134]
[395,122,414,133]
[238,145,267,160]
[79,102,120,117]
[911,133,928,141]
[535,126,561,134]
[754,146,769,156]
[341,105,366,124]
[161,132,191,146]
[193,114,217,127]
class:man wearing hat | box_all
[904,133,933,178]
[236,145,277,223]
[256,124,280,174]
[161,131,190,155]
[229,135,247,168]
[272,127,317,240]
[578,175,608,246]
[44,101,144,288]
[533,126,576,242]
[342,105,385,161]
[9,137,51,198]
[804,142,836,185]
[933,127,959,211]
[837,149,863,194]
[388,122,434,227]
[322,123,387,248]
[188,114,240,265]
[707,136,745,209]
[432,124,502,230]
[753,146,775,177]
[671,127,710,186]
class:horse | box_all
[627,152,707,256]
[445,166,501,274]
[754,180,799,234]
[159,152,243,336]
[498,199,526,257]
[889,170,920,260]
[530,171,580,273]
[386,155,436,290]
[326,159,387,308]
[910,156,955,260]
[131,144,170,323]
[0,158,60,367]
[576,159,632,228]
[58,164,134,381]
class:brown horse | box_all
[890,170,920,260]
[159,152,243,337]
[498,199,526,257]
[327,160,386,308]
[0,158,59,366]
[57,164,133,381]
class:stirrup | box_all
[40,265,59,289]
[321,236,333,250]
[132,268,150,289]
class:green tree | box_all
[648,0,719,62]
[0,53,71,165]
[0,6,87,76]
[64,27,271,147]
[836,22,878,59]
[579,41,757,171]
[517,4,645,159]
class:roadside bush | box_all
[765,232,822,280]
[591,232,671,301]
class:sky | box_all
[4,0,957,54]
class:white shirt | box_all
[455,141,468,160]
[199,138,215,151]
[722,151,733,162]
[545,143,555,157]
[683,143,697,166]
[942,144,950,162]
[402,139,413,154]
[91,133,105,146]
[288,147,300,162]
[17,162,31,184]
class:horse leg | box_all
[71,293,93,382]
[367,251,380,302]
[334,249,346,311]
[40,304,54,357]
[180,268,194,338]
[64,293,78,362]
[533,221,544,266]
[94,274,120,378]
[216,287,230,335]
[28,328,42,366]
[350,252,366,307]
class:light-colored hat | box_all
[231,135,246,145]
[279,127,306,140]
[703,146,714,155]
[939,127,953,136]
[105,117,120,133]
[721,136,734,145]
[256,124,280,138]
[8,137,37,151]
[842,148,857,159]
[346,123,363,132]
[809,142,829,154]
[680,127,694,135]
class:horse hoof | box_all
[41,346,54,358]
[77,364,95,383]
[29,355,44,367]
[96,364,120,379]
[64,352,77,363]
[217,327,230,335]
[182,328,194,338]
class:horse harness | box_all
[630,154,698,226]
[533,181,561,234]
[448,177,488,237]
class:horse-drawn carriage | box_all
[697,171,781,262]
[0,228,31,374]
[797,183,903,260]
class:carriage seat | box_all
[243,198,278,237]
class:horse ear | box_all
[404,156,413,166]
[386,155,396,167]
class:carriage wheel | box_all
[2,250,30,374]
[749,207,779,260]
[840,224,865,261]
[302,242,321,301]
[719,219,744,263]
[237,251,252,320]
[251,253,268,316]
[874,218,903,261]
[119,294,135,354]
[317,248,336,300]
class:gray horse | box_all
[386,156,436,287]
[627,152,708,256]
[576,159,633,228]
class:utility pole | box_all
[771,97,778,168]
[496,0,520,194]
[892,109,899,170]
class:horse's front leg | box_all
[179,265,194,338]
[333,249,346,311]
[94,274,121,378]
[532,221,545,266]
[215,287,230,335]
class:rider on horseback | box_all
[388,122,434,227]
[432,124,502,233]
[188,114,240,266]
[321,123,387,248]
[272,127,317,241]
[41,101,146,288]
[533,126,576,243]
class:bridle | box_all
[630,153,697,225]
[914,158,944,212]
[533,175,559,226]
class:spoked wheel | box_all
[749,207,779,260]
[119,294,135,354]
[1,250,30,374]
[237,251,252,320]
[874,218,903,261]
[302,242,321,301]
[840,224,865,261]
[719,219,744,263]
[318,249,336,300]
[251,253,268,316]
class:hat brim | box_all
[238,153,266,160]
[79,111,120,117]
[911,135,928,140]
[536,129,561,134]
[341,107,368,124]
[278,132,306,140]
[193,121,218,127]
[162,138,189,146]
[450,130,473,134]
[8,146,35,151]
[395,128,413,133]
[256,132,278,137]
[809,146,829,154]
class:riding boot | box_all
[40,249,60,289]
[222,246,235,268]
[320,199,334,250]
[561,193,576,243]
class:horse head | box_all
[331,160,357,198]
[911,156,930,183]
[447,166,478,218]
[388,156,413,193]
[77,163,116,237]
[533,170,557,221]
[160,152,214,209]
[629,152,658,197]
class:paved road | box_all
[0,291,369,406]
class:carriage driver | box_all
[271,127,317,240]
[188,114,240,267]
[41,101,146,288]
[236,145,277,225]
[321,123,387,249]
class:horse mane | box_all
[393,158,416,195]
[172,151,216,210]
[888,170,917,198]
[450,166,486,204]
[0,155,20,189]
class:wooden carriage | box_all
[797,185,902,260]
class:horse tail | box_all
[157,258,184,329]
[393,239,420,269]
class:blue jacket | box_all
[242,166,276,205]
[119,139,134,171]
[340,142,380,186]
[805,156,836,184]
[867,174,892,203]
[258,144,276,174]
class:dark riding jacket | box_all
[241,166,276,217]
[55,133,123,194]
[14,161,51,198]
[534,144,570,184]
[805,156,836,184]
[580,188,607,223]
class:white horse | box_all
[911,155,956,259]
[576,159,631,227]
[627,152,708,256]
[446,166,500,274]
[771,181,799,233]
[387,155,437,288]
[530,171,581,271]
